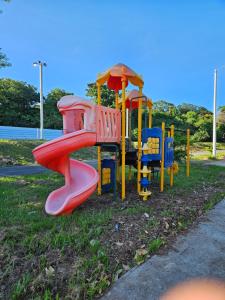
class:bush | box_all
[217,125,225,142]
[174,134,187,161]
[191,129,210,142]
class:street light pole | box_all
[33,60,47,140]
[212,68,217,157]
[39,63,44,140]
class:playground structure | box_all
[33,63,190,216]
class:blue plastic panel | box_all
[101,159,116,193]
[164,137,174,168]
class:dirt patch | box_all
[85,182,224,270]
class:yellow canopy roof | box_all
[96,63,144,91]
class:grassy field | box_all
[0,139,97,167]
[1,163,225,299]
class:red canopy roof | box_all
[96,63,144,92]
[125,90,152,109]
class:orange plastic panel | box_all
[96,106,121,143]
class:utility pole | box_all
[212,68,217,157]
[33,60,47,139]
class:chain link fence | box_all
[0,126,63,140]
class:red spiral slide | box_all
[33,96,121,216]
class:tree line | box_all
[0,78,224,142]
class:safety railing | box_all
[96,106,121,143]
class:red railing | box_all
[96,106,121,143]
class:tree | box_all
[0,0,10,14]
[185,111,198,125]
[44,88,73,129]
[1,1,11,66]
[177,103,210,115]
[153,100,175,113]
[0,49,11,68]
[217,124,225,142]
[218,106,225,125]
[86,83,116,107]
[0,78,39,127]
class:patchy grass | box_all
[192,151,225,161]
[191,142,225,160]
[148,238,165,253]
[11,274,32,300]
[191,142,225,152]
[0,139,42,166]
[0,163,225,299]
[0,139,97,166]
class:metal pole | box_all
[137,87,143,194]
[126,108,129,138]
[39,63,44,139]
[212,68,217,157]
[160,122,165,192]
[121,79,126,200]
[170,124,174,186]
[97,83,101,195]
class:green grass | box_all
[203,192,225,211]
[11,274,32,300]
[0,139,97,166]
[148,238,165,253]
[1,163,225,299]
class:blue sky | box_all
[1,0,225,111]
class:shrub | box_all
[191,129,210,142]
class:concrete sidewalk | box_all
[205,160,225,167]
[0,160,98,177]
[0,165,48,177]
[102,200,225,300]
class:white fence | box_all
[0,126,63,140]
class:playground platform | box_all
[102,199,225,300]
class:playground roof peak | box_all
[57,95,94,110]
[124,89,153,109]
[96,63,144,92]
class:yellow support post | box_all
[160,122,165,192]
[170,124,174,187]
[186,128,190,177]
[97,83,101,195]
[115,92,119,110]
[148,99,152,128]
[137,87,143,193]
[148,99,153,182]
[115,91,120,183]
[121,78,126,200]
[171,124,174,138]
